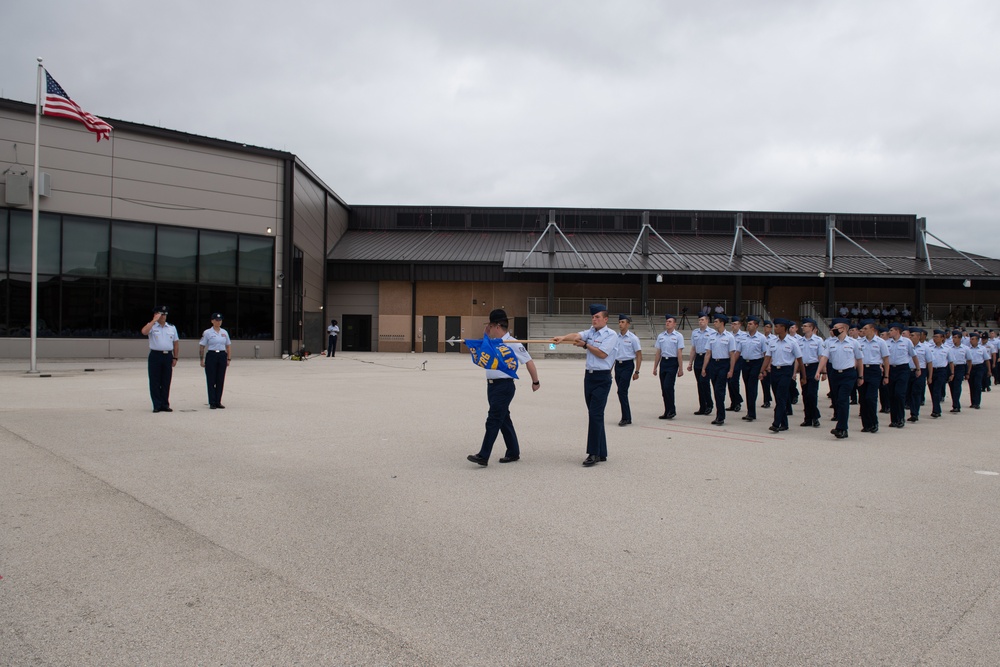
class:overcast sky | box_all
[5,0,1000,257]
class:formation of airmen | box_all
[616,310,998,440]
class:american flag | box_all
[42,70,113,142]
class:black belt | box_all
[586,369,612,375]
[151,350,172,355]
[615,359,635,363]
[208,350,226,353]
[863,364,881,368]
[891,364,909,368]
[772,365,791,370]
[487,378,514,384]
[660,356,678,361]
[831,368,856,373]
[695,352,705,357]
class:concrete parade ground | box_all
[2,352,999,666]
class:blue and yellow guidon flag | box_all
[465,336,519,379]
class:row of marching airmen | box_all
[467,305,996,469]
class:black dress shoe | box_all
[666,412,676,419]
[800,420,811,427]
[930,412,941,418]
[777,425,788,432]
[210,404,218,409]
[152,408,161,413]
[762,402,771,408]
[880,408,890,414]
[972,405,981,409]
[869,426,879,433]
[216,404,225,409]
[791,397,799,405]
[850,400,858,405]
[582,455,598,467]
[467,454,488,466]
[658,413,673,420]
[768,425,780,432]
[498,456,520,463]
[694,410,707,415]
[907,416,918,422]
[950,408,960,413]
[160,407,173,412]
[861,426,872,432]
[741,416,755,422]
[598,456,607,462]
[711,419,725,426]
[812,419,821,428]
[834,430,849,439]
[728,404,742,412]
[618,419,631,426]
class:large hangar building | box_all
[2,97,998,358]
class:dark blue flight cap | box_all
[951,329,963,336]
[859,319,876,328]
[664,313,676,321]
[746,315,760,324]
[730,315,741,323]
[800,317,816,326]
[589,303,607,316]
[773,317,794,327]
[933,329,946,336]
[970,331,981,338]
[889,322,904,330]
[211,312,224,320]
[762,319,772,326]
[712,313,729,323]
[831,317,850,327]
[618,313,632,322]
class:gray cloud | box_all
[5,0,1000,257]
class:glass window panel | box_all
[199,230,237,284]
[238,235,274,286]
[111,221,155,280]
[6,273,59,336]
[62,216,109,276]
[10,211,60,274]
[110,280,155,337]
[154,282,198,339]
[0,210,8,272]
[60,277,109,336]
[156,227,197,282]
[197,285,238,336]
[237,288,274,339]
[0,274,8,335]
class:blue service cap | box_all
[859,319,876,327]
[211,312,224,320]
[664,313,676,321]
[153,305,169,314]
[801,317,816,326]
[910,327,926,335]
[952,329,963,336]
[762,319,772,326]
[773,318,794,327]
[589,303,607,316]
[712,313,729,323]
[831,317,850,327]
[618,313,632,322]
[970,331,981,338]
[877,327,888,333]
[889,322,904,330]
[933,329,946,336]
[746,315,760,324]
[730,315,741,323]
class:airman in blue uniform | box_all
[759,318,802,432]
[688,314,714,415]
[926,330,953,418]
[857,319,889,433]
[885,323,920,428]
[967,332,990,409]
[727,316,747,412]
[738,316,767,422]
[797,317,827,428]
[947,330,971,412]
[613,314,642,426]
[702,313,737,426]
[906,328,929,422]
[760,320,775,409]
[818,317,862,438]
[199,312,232,409]
[653,314,684,420]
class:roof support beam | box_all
[924,229,993,275]
[831,228,893,272]
[521,210,587,267]
[730,216,793,270]
[625,212,690,268]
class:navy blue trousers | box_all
[968,364,985,407]
[829,367,858,432]
[769,366,793,429]
[888,365,910,424]
[801,362,821,422]
[584,371,612,457]
[205,351,228,407]
[327,335,337,357]
[860,365,883,430]
[741,358,763,419]
[658,358,679,416]
[727,357,745,407]
[949,366,967,409]
[694,353,713,412]
[908,369,927,417]
[708,360,730,422]
[930,370,949,415]
[479,379,518,460]
[148,350,173,411]
[614,359,635,422]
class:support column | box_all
[733,275,743,316]
[916,278,926,320]
[825,275,836,320]
[640,274,649,317]
[547,272,555,315]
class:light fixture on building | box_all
[656,274,663,283]
[963,279,972,288]
[266,226,273,234]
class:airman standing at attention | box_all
[947,330,971,412]
[858,319,890,433]
[551,304,619,467]
[759,318,802,433]
[614,314,642,426]
[738,316,767,423]
[797,318,827,428]
[818,318,862,439]
[926,330,953,418]
[726,316,747,412]
[652,314,684,420]
[760,320,775,409]
[885,323,920,428]
[906,328,929,422]
[702,313,737,426]
[688,314,714,416]
[967,332,989,409]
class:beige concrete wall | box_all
[0,338,281,360]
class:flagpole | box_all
[29,57,43,374]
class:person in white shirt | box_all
[327,319,340,357]
[613,314,642,426]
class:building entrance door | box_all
[422,316,438,353]
[445,316,462,353]
[341,314,372,352]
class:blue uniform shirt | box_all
[655,330,685,359]
[911,341,928,369]
[148,322,178,351]
[824,336,863,371]
[690,327,712,354]
[799,333,827,364]
[765,335,802,367]
[707,330,737,360]
[615,330,642,361]
[738,331,768,360]
[578,325,619,371]
[859,335,889,364]
[948,345,970,365]
[927,344,950,370]
[484,333,532,380]
[968,344,989,364]
[886,336,915,366]
[199,327,231,351]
